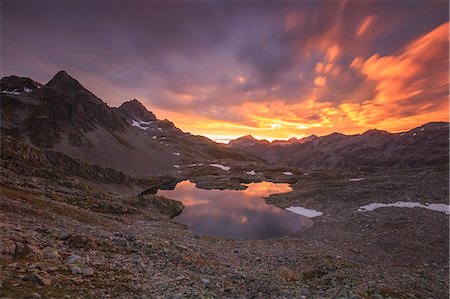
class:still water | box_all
[157,181,313,239]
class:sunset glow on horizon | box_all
[2,1,449,142]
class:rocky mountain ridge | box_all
[0,71,260,176]
[229,122,449,171]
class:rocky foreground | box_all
[1,139,448,299]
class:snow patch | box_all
[245,170,256,175]
[173,165,180,168]
[173,152,181,156]
[283,172,293,176]
[349,178,364,182]
[1,90,21,95]
[210,164,231,171]
[189,163,205,167]
[152,136,157,139]
[23,87,32,93]
[131,119,152,130]
[357,202,450,215]
[286,206,323,218]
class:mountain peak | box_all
[241,134,258,141]
[45,70,84,94]
[362,129,389,135]
[228,134,261,146]
[116,99,157,122]
[0,75,42,93]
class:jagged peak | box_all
[0,75,43,92]
[119,98,146,109]
[45,70,84,94]
[117,99,157,122]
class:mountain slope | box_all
[229,123,449,171]
[0,71,259,176]
[1,75,43,94]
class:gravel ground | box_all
[0,166,448,298]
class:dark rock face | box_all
[229,122,450,171]
[45,70,85,96]
[0,75,42,93]
[116,99,157,122]
[0,135,148,185]
[1,70,261,175]
[1,71,128,148]
[138,195,184,218]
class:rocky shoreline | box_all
[1,159,448,298]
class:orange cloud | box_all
[148,23,448,143]
[356,16,374,37]
[236,76,246,84]
[326,44,340,62]
[314,76,326,86]
[347,22,449,129]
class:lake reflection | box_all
[157,181,313,239]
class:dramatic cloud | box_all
[2,0,448,142]
[346,22,449,129]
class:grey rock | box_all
[201,278,210,285]
[64,254,84,265]
[44,248,61,260]
[81,267,95,276]
[71,266,82,275]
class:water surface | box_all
[157,181,313,238]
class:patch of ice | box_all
[246,170,256,175]
[173,165,180,168]
[210,164,231,171]
[349,178,364,182]
[286,206,323,218]
[173,152,180,156]
[357,202,450,215]
[23,87,32,93]
[131,119,152,130]
[283,172,293,176]
[1,90,21,95]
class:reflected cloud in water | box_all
[157,181,313,239]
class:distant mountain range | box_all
[228,123,449,171]
[1,71,448,175]
[0,71,258,176]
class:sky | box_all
[2,0,449,143]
